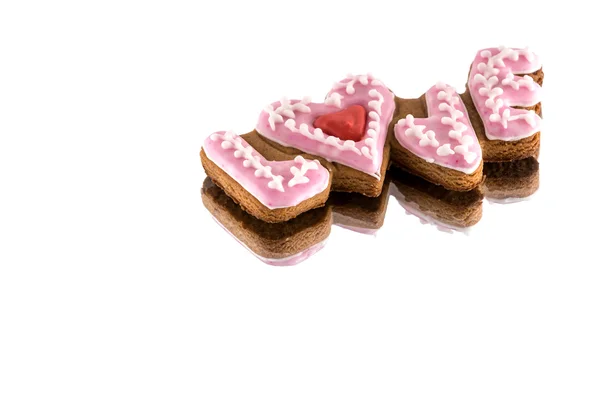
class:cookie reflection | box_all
[327,177,391,235]
[202,176,395,265]
[202,178,331,266]
[388,166,484,231]
[483,157,540,202]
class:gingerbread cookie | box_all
[389,166,484,231]
[200,131,331,223]
[255,74,395,180]
[391,82,483,192]
[483,157,540,202]
[200,46,544,229]
[461,47,543,162]
[201,177,331,266]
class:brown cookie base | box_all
[483,157,540,200]
[389,166,484,228]
[245,130,391,197]
[200,145,332,224]
[201,177,332,261]
[390,96,484,192]
[461,68,544,162]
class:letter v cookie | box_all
[390,82,484,191]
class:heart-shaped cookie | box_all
[255,74,396,178]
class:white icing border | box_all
[262,74,387,166]
[332,73,383,94]
[264,97,311,131]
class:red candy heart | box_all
[313,105,367,142]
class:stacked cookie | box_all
[200,46,543,264]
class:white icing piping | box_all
[266,74,387,162]
[283,119,362,155]
[288,156,319,187]
[210,131,285,192]
[490,108,537,129]
[400,115,438,151]
[453,135,477,164]
[360,89,385,160]
[474,47,538,129]
[332,73,383,95]
[397,83,477,164]
[324,92,343,108]
[502,73,535,91]
[265,97,311,131]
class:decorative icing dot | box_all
[265,97,311,131]
[368,89,383,114]
[437,143,455,156]
[324,92,344,108]
[454,135,477,164]
[288,156,319,187]
[502,73,535,91]
[419,131,439,148]
[210,131,285,192]
[267,175,285,191]
[333,74,375,95]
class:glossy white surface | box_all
[1,1,599,399]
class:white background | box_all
[1,1,599,399]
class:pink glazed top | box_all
[395,82,482,174]
[203,131,330,209]
[468,47,543,141]
[255,74,396,178]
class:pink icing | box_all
[255,74,396,178]
[394,82,482,174]
[468,47,543,141]
[203,131,330,209]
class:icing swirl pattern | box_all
[468,47,543,141]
